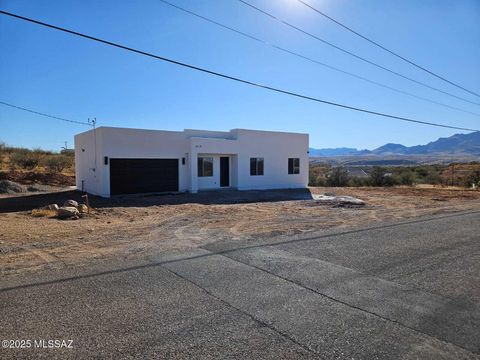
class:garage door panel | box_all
[110,159,179,195]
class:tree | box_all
[326,167,350,187]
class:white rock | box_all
[313,194,365,206]
[63,200,79,208]
[77,204,89,213]
[42,204,59,211]
[57,206,80,219]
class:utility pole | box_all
[88,118,97,175]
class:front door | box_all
[220,157,230,187]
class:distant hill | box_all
[371,143,408,155]
[310,132,480,157]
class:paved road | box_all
[1,211,479,359]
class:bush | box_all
[347,176,370,187]
[45,155,73,173]
[397,171,414,186]
[309,164,329,187]
[10,151,42,170]
[0,180,24,194]
[425,170,441,185]
[326,167,350,187]
[369,167,386,186]
[309,170,327,187]
[464,169,480,188]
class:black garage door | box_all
[110,158,179,195]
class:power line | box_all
[0,10,478,133]
[158,0,480,117]
[296,0,480,98]
[236,0,480,107]
[0,100,92,126]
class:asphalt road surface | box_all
[1,210,479,359]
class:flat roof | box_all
[75,126,308,137]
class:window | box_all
[288,158,300,174]
[198,157,213,177]
[250,157,264,176]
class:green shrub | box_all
[347,176,370,187]
[425,170,441,185]
[10,151,42,170]
[369,167,386,186]
[0,180,24,194]
[398,171,414,185]
[326,167,350,187]
[464,169,480,188]
[45,155,73,173]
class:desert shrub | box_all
[10,151,42,170]
[317,177,327,186]
[383,174,399,187]
[45,155,73,173]
[397,171,414,185]
[347,176,370,187]
[0,180,24,194]
[27,185,42,192]
[369,167,386,186]
[413,166,430,179]
[464,169,480,188]
[326,167,350,187]
[309,164,329,187]
[425,170,442,185]
[32,147,53,156]
[309,171,327,187]
[60,148,75,156]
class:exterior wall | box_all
[234,129,309,190]
[74,129,104,196]
[75,127,190,197]
[75,126,309,197]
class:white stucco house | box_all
[74,127,309,197]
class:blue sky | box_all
[1,0,479,151]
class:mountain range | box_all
[310,132,480,157]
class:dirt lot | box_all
[1,186,480,277]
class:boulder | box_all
[63,200,78,208]
[77,204,89,214]
[312,194,365,206]
[57,206,79,219]
[42,204,59,211]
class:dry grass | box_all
[31,209,58,218]
[0,151,75,187]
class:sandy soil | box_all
[1,186,479,277]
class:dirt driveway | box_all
[1,187,479,277]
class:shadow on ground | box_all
[0,188,314,213]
